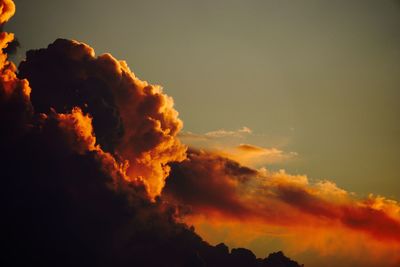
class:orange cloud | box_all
[165,150,400,265]
[219,144,297,166]
[114,60,187,198]
[19,39,187,200]
[0,5,32,142]
[56,107,97,153]
[1,2,305,267]
[0,0,14,24]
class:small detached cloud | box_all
[178,131,210,141]
[224,144,298,167]
[179,126,253,142]
[213,144,298,168]
[179,127,296,167]
[205,126,253,138]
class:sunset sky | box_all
[8,0,400,198]
[3,1,400,267]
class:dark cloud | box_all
[18,38,186,198]
[263,251,304,267]
[164,149,257,218]
[0,2,302,266]
[1,36,18,54]
[165,149,400,248]
[0,111,302,267]
[18,38,124,152]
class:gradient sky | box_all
[7,0,400,201]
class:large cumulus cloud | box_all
[0,1,302,266]
[18,38,186,198]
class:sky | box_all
[7,0,400,199]
[3,1,400,266]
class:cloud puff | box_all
[222,144,297,166]
[0,0,14,24]
[205,126,253,138]
[179,126,253,142]
[18,38,187,199]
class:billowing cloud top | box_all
[0,1,303,266]
[18,38,187,199]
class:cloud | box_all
[0,2,303,266]
[180,129,297,167]
[205,126,253,138]
[3,1,400,266]
[180,127,253,142]
[179,127,296,168]
[0,0,14,24]
[178,131,211,141]
[18,38,187,199]
[237,144,266,152]
[165,149,257,218]
[164,150,400,266]
[223,144,298,166]
[0,5,31,142]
